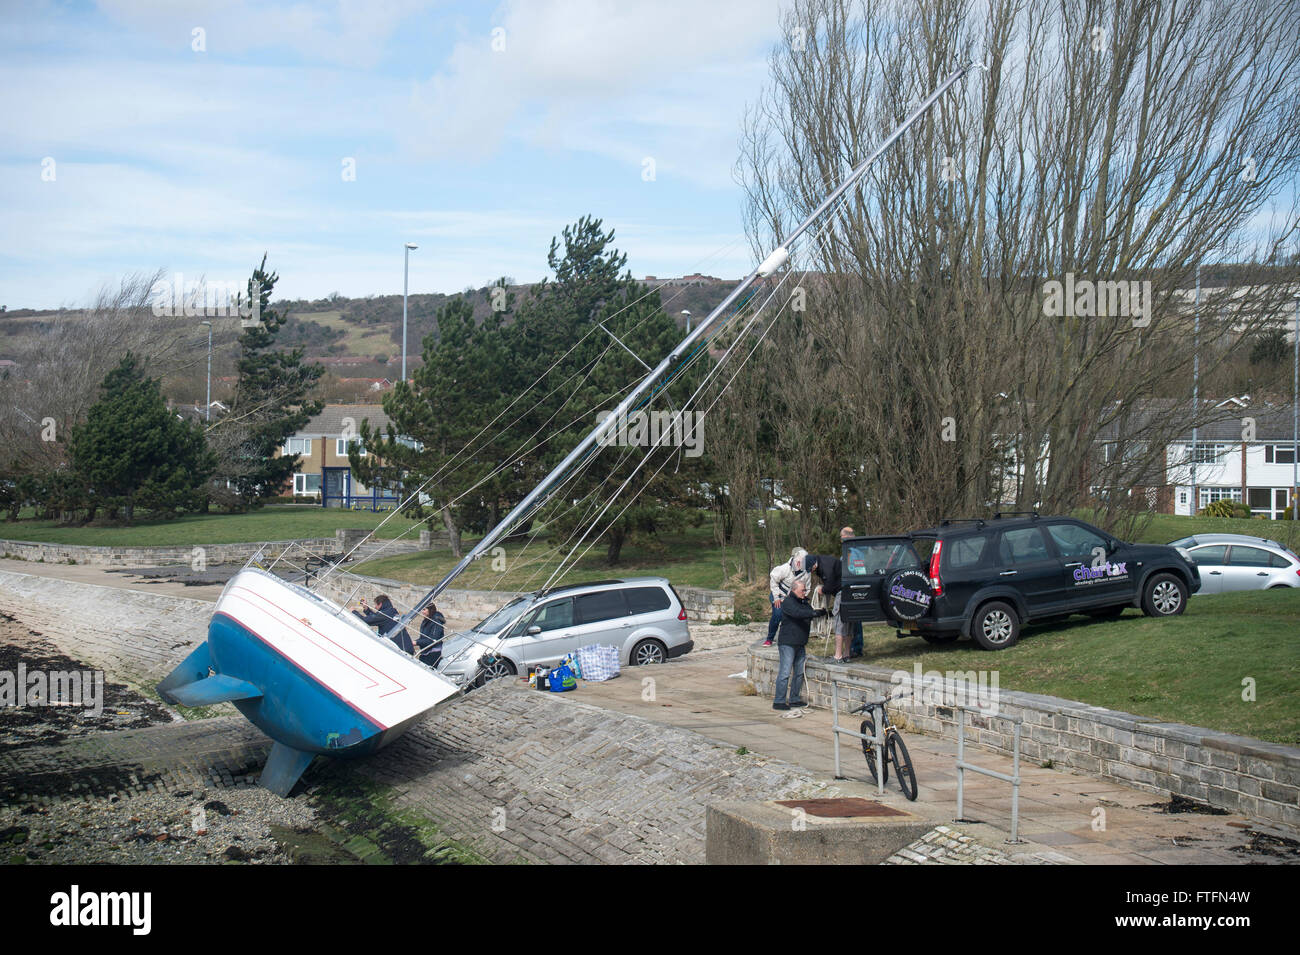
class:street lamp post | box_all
[680,309,691,334]
[402,242,418,383]
[1191,265,1202,513]
[200,320,212,422]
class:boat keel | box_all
[260,741,316,798]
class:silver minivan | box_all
[437,577,694,686]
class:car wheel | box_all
[971,601,1020,650]
[920,633,959,645]
[1087,605,1126,619]
[631,638,667,666]
[1141,573,1187,617]
[475,655,516,686]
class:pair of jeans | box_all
[766,596,783,641]
[774,643,806,704]
[850,621,864,656]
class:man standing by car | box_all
[765,547,809,647]
[774,579,824,710]
[807,550,851,661]
[841,526,864,658]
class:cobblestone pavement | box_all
[360,679,839,863]
[886,825,1067,864]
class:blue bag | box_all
[548,662,577,692]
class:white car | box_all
[1170,534,1300,594]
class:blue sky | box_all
[1,0,786,309]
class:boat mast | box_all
[390,61,980,632]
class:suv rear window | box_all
[625,586,670,614]
[575,590,628,624]
[845,541,920,576]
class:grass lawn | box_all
[809,589,1300,745]
[1,506,423,546]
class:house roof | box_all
[297,403,392,438]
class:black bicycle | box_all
[851,697,918,801]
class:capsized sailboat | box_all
[157,62,981,797]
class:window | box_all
[945,535,991,570]
[846,541,921,575]
[1188,545,1227,566]
[1227,546,1273,568]
[575,590,627,625]
[1270,552,1295,569]
[282,437,311,455]
[336,438,366,457]
[1045,523,1107,560]
[292,473,322,496]
[516,598,573,635]
[1198,487,1242,507]
[625,587,670,615]
[998,527,1050,564]
[1265,445,1297,465]
[1188,443,1226,465]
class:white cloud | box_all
[405,0,782,184]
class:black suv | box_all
[840,514,1201,650]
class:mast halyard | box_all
[389,61,981,635]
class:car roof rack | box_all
[992,511,1039,520]
[938,518,986,527]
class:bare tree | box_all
[723,0,1300,562]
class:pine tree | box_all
[69,354,215,523]
[221,255,324,507]
[504,217,707,564]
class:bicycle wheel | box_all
[859,717,887,785]
[888,733,918,801]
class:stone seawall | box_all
[0,570,213,695]
[748,647,1300,833]
[0,534,338,568]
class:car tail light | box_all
[929,541,943,597]
[678,608,688,621]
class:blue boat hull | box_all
[158,569,461,795]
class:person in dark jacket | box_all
[841,527,864,658]
[356,594,413,654]
[773,580,825,710]
[808,552,851,661]
[416,604,446,666]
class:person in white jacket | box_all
[764,547,810,647]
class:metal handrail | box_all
[952,704,1024,843]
